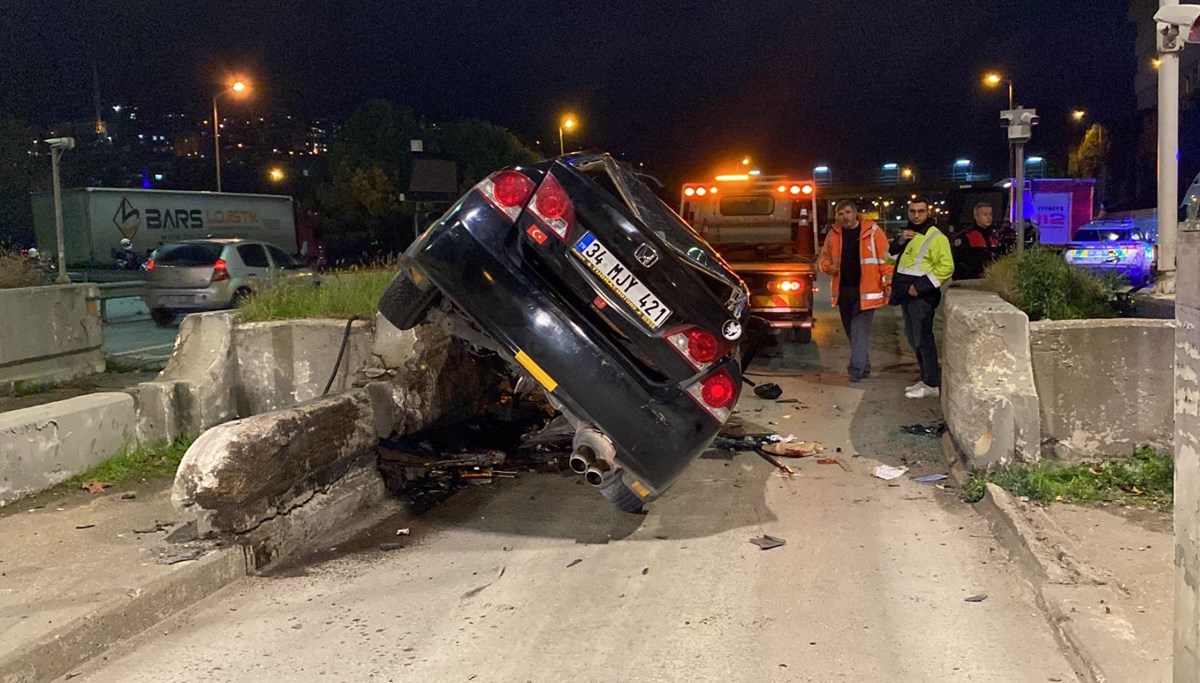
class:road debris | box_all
[964,594,988,603]
[378,543,404,552]
[81,480,111,493]
[817,458,850,471]
[120,492,137,500]
[901,422,947,438]
[750,535,786,550]
[74,524,95,530]
[755,449,796,476]
[914,474,949,484]
[566,559,583,568]
[762,441,823,458]
[396,528,411,536]
[642,568,649,575]
[872,465,909,480]
[753,383,783,400]
[133,521,175,534]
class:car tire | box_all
[379,270,440,330]
[600,473,646,513]
[150,308,175,327]
[229,288,253,309]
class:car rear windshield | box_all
[719,195,775,216]
[1073,228,1132,242]
[610,167,729,273]
[155,243,223,266]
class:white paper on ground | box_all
[872,465,909,480]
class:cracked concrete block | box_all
[233,319,374,416]
[0,393,136,505]
[172,389,376,534]
[1176,229,1200,681]
[1031,318,1175,460]
[941,289,1040,470]
[136,311,237,444]
[366,319,503,439]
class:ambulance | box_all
[679,175,818,342]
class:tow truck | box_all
[679,175,819,342]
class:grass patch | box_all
[982,247,1122,321]
[964,445,1173,510]
[237,269,394,322]
[66,436,196,488]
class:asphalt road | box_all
[70,303,1078,683]
[101,297,179,365]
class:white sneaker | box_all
[906,385,941,399]
[905,381,926,393]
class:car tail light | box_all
[684,367,738,422]
[146,259,155,271]
[768,279,803,293]
[528,173,575,240]
[211,258,230,283]
[666,326,727,370]
[477,170,536,222]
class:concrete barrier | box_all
[233,319,374,416]
[136,311,238,445]
[1030,318,1175,459]
[0,284,104,395]
[0,393,136,505]
[941,289,1041,470]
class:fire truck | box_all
[679,175,819,343]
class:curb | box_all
[0,546,246,683]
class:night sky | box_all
[2,0,1137,183]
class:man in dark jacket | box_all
[952,202,1001,280]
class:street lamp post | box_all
[559,115,577,156]
[45,137,75,284]
[984,72,1014,110]
[213,80,248,193]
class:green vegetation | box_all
[964,445,1173,510]
[66,436,196,488]
[236,269,394,322]
[983,247,1123,321]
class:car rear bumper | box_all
[1072,262,1153,285]
[143,284,235,311]
[413,220,738,498]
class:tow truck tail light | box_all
[684,368,738,422]
[666,326,727,370]
[768,279,804,293]
[210,258,230,283]
[477,170,536,222]
[684,187,696,197]
[528,172,576,240]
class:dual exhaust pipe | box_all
[568,442,613,487]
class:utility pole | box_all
[45,137,76,284]
[1156,0,1183,293]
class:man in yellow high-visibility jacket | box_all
[889,196,955,399]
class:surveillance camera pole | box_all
[1157,0,1183,294]
[1002,107,1037,252]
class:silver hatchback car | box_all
[144,239,318,326]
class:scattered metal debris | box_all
[750,535,786,550]
[566,559,583,568]
[74,524,95,530]
[753,383,783,400]
[965,594,988,603]
[914,474,949,484]
[900,422,947,438]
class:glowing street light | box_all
[268,167,285,183]
[983,71,1014,109]
[1072,109,1087,122]
[901,167,914,180]
[213,78,251,192]
[741,157,752,166]
[558,114,577,156]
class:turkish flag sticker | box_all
[526,225,549,245]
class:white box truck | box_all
[32,188,298,267]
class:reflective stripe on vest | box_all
[862,292,886,300]
[896,228,942,285]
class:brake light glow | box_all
[709,186,718,194]
[528,172,576,240]
[777,185,786,193]
[477,170,536,221]
[666,326,727,371]
[683,368,738,422]
[789,184,802,195]
[146,259,155,271]
[801,184,814,195]
[211,258,230,283]
[696,187,708,196]
[768,279,803,293]
[715,174,750,182]
[684,187,696,197]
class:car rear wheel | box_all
[150,308,175,327]
[600,473,646,513]
[379,269,440,330]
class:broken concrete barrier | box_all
[941,289,1041,470]
[173,389,376,534]
[0,393,136,505]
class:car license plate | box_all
[573,233,672,328]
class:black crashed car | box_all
[378,153,750,511]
